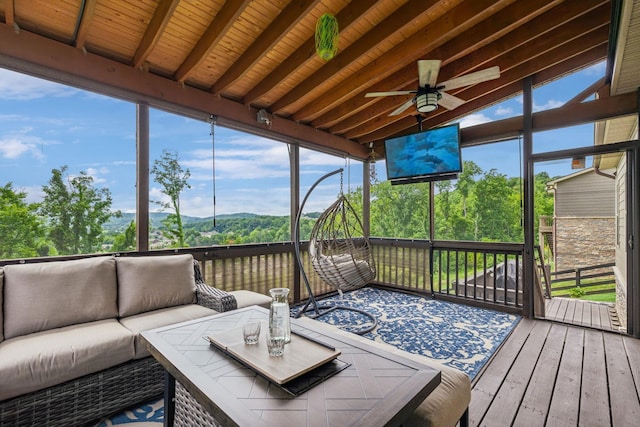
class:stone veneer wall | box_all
[555,217,616,273]
[615,270,627,332]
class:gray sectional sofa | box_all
[0,253,270,426]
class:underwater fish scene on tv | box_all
[384,123,462,185]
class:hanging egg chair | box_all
[309,194,376,294]
[293,168,377,334]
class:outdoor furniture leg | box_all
[164,371,175,427]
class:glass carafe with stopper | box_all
[268,288,291,344]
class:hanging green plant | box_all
[315,13,339,60]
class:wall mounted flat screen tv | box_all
[384,123,462,185]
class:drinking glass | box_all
[267,327,285,357]
[242,321,261,345]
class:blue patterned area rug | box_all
[93,399,163,426]
[303,287,520,380]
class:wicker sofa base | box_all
[0,356,164,427]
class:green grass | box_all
[550,277,616,303]
[580,293,616,303]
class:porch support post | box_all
[628,87,640,337]
[522,77,534,318]
[136,103,150,252]
[363,160,371,236]
[628,146,640,337]
[290,145,301,303]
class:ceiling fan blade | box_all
[438,66,500,91]
[365,90,414,97]
[438,92,466,110]
[418,60,441,87]
[389,99,415,116]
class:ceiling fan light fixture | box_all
[416,92,439,113]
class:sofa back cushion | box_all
[3,256,118,339]
[117,254,196,317]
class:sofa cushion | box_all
[119,304,217,358]
[117,254,197,318]
[230,290,271,309]
[3,256,118,339]
[0,319,135,401]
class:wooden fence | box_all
[549,262,616,297]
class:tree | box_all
[370,181,430,238]
[0,183,48,258]
[112,220,136,251]
[151,149,191,248]
[40,166,119,255]
[456,161,482,218]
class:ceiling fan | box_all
[365,60,500,116]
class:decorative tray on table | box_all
[206,326,349,395]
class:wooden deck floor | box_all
[469,318,640,426]
[544,297,620,332]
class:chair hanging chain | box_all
[209,114,217,227]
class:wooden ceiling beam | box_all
[4,0,14,26]
[271,0,506,115]
[73,0,97,49]
[211,0,319,94]
[319,0,572,133]
[349,10,610,141]
[565,76,607,105]
[174,0,250,83]
[132,0,179,69]
[459,91,637,146]
[242,0,377,105]
[0,22,369,160]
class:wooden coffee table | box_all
[141,306,440,427]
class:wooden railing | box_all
[539,215,553,233]
[369,238,431,293]
[430,240,525,313]
[0,239,526,315]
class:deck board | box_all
[544,298,618,332]
[469,319,536,426]
[603,333,640,426]
[580,329,610,426]
[512,324,567,426]
[478,321,552,425]
[471,318,639,427]
[545,326,584,426]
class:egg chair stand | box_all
[293,168,377,335]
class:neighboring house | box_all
[546,168,617,273]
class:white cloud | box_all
[514,95,565,112]
[533,99,564,112]
[0,129,53,160]
[495,106,513,116]
[458,113,493,128]
[0,69,78,100]
[85,167,109,184]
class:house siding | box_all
[555,172,615,217]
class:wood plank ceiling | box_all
[0,0,620,160]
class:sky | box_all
[0,61,606,217]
